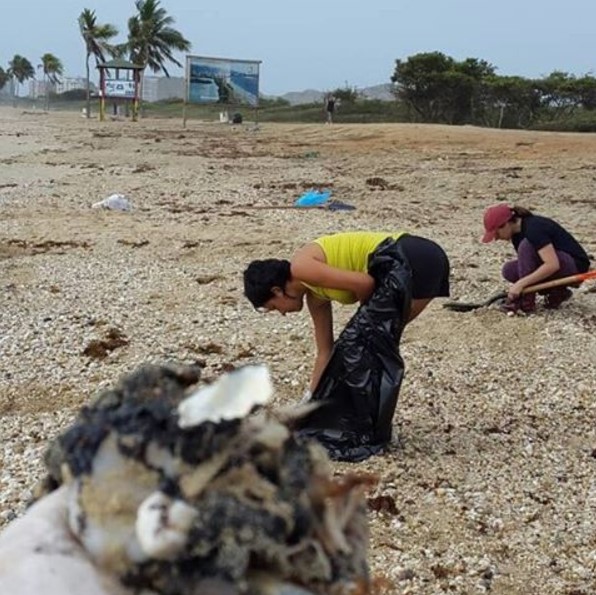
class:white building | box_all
[27,76,93,98]
[142,76,185,102]
[28,79,48,99]
[0,80,15,99]
[55,77,88,94]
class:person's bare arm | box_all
[509,243,560,299]
[292,244,375,304]
[306,292,334,392]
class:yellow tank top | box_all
[304,231,406,304]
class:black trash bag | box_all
[232,112,243,124]
[297,239,412,462]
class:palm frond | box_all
[126,0,191,75]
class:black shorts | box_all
[396,235,450,299]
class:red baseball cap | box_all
[482,203,513,243]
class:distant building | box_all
[0,80,14,98]
[142,76,185,102]
[27,77,94,98]
[28,79,48,99]
[55,77,89,94]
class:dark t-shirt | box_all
[512,215,590,272]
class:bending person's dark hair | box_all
[511,205,533,218]
[243,259,291,308]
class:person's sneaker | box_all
[544,287,573,309]
[520,294,537,313]
[499,294,536,314]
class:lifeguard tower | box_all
[97,59,144,122]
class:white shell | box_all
[136,492,198,560]
[177,365,273,428]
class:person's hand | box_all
[507,280,526,302]
[355,274,376,304]
[0,486,132,595]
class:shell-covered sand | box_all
[1,107,595,594]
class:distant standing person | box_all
[324,93,336,124]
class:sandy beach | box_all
[1,105,595,594]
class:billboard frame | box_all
[183,54,262,127]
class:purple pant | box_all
[502,239,579,284]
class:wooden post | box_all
[183,55,190,128]
[254,62,260,127]
[138,69,144,119]
[99,68,105,122]
[133,69,140,122]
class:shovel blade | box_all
[443,291,507,313]
[443,301,484,312]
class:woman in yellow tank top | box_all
[243,231,450,460]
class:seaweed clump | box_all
[39,363,375,595]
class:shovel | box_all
[443,270,596,312]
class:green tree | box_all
[8,55,35,103]
[533,72,596,120]
[392,52,498,125]
[483,76,541,128]
[40,53,64,110]
[331,86,360,104]
[391,52,456,122]
[573,75,596,110]
[125,0,191,75]
[438,70,478,124]
[535,71,578,121]
[455,58,496,80]
[391,51,596,130]
[454,58,497,123]
[79,8,118,118]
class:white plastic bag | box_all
[92,194,132,212]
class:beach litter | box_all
[295,190,356,211]
[92,193,133,212]
[6,363,374,595]
[294,189,332,207]
[249,189,355,212]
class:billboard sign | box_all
[104,79,136,98]
[186,55,261,106]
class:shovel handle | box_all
[520,270,596,295]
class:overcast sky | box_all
[1,0,595,95]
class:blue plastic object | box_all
[294,189,332,207]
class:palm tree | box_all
[127,0,191,74]
[40,53,64,110]
[8,55,35,105]
[125,0,191,108]
[78,8,118,118]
